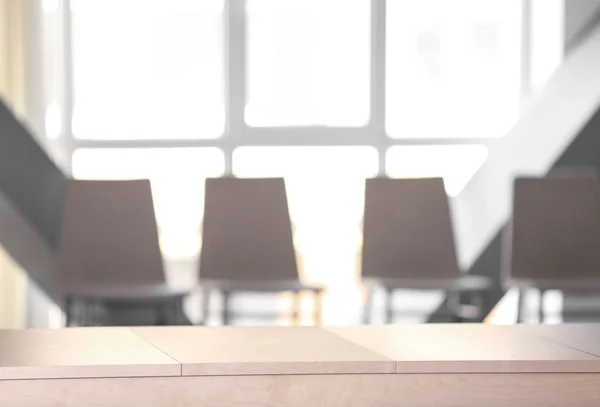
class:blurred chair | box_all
[58,179,190,326]
[361,178,492,323]
[200,177,322,325]
[507,175,600,322]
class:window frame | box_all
[41,0,532,176]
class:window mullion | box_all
[61,0,75,174]
[372,0,387,175]
[224,0,246,174]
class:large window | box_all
[386,0,522,139]
[245,0,371,126]
[71,0,225,139]
[37,0,544,323]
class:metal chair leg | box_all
[79,299,90,327]
[516,288,524,323]
[157,299,179,326]
[155,302,167,326]
[539,288,545,324]
[222,291,231,326]
[90,300,104,326]
[447,290,461,322]
[65,297,73,327]
[201,288,211,325]
[385,288,394,324]
[363,288,373,325]
[468,290,485,321]
[158,297,189,326]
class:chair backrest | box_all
[200,177,298,281]
[362,177,460,280]
[509,176,600,282]
[58,179,165,289]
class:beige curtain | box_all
[0,0,30,329]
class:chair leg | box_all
[363,288,373,325]
[477,290,488,319]
[447,290,460,322]
[79,299,90,327]
[157,297,190,326]
[222,291,231,326]
[65,297,73,327]
[84,299,98,327]
[469,291,484,320]
[201,288,211,325]
[155,302,167,326]
[385,288,394,324]
[157,299,178,326]
[516,288,524,323]
[178,298,192,325]
[90,300,104,326]
[539,288,545,324]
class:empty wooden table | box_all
[2,325,600,406]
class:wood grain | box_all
[0,328,180,380]
[2,373,600,407]
[325,324,600,373]
[133,326,394,376]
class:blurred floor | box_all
[184,289,445,326]
[167,260,444,326]
[486,288,600,325]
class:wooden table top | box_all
[516,324,600,357]
[2,324,600,380]
[326,324,600,373]
[134,326,394,376]
[0,327,180,380]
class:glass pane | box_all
[233,147,378,324]
[386,0,522,138]
[71,0,225,139]
[41,0,63,141]
[385,145,488,196]
[72,148,225,259]
[246,0,371,127]
[529,0,564,92]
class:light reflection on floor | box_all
[166,228,447,326]
[486,288,600,325]
[180,286,445,326]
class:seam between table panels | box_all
[513,327,600,360]
[531,334,600,360]
[128,328,183,376]
[316,327,397,373]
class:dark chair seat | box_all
[508,279,600,291]
[64,283,190,302]
[201,278,322,293]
